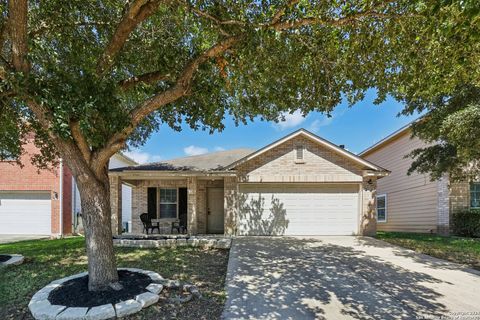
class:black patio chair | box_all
[140,213,160,234]
[171,220,187,234]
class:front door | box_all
[207,188,224,234]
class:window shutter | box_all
[147,187,157,219]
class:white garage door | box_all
[0,192,51,235]
[238,184,359,236]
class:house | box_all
[109,129,389,236]
[0,136,136,236]
[360,123,478,235]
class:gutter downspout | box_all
[72,177,76,233]
[59,158,64,237]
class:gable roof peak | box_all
[225,128,388,173]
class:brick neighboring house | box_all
[360,123,477,235]
[109,129,389,236]
[0,136,136,236]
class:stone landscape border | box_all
[113,236,232,249]
[0,254,24,266]
[29,268,164,320]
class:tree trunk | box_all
[76,173,120,291]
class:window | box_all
[471,182,480,209]
[295,145,304,162]
[159,188,177,218]
[376,194,387,222]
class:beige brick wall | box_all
[109,176,122,236]
[236,135,364,183]
[131,179,188,233]
[128,178,226,234]
[360,177,377,236]
[224,176,237,235]
[449,181,470,215]
[437,175,450,234]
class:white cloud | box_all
[276,110,306,130]
[308,117,334,132]
[123,150,162,164]
[184,145,209,156]
[214,146,225,152]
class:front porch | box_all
[110,174,237,236]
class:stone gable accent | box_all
[236,135,364,183]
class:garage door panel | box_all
[0,192,51,235]
[238,184,359,236]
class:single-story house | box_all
[360,123,478,235]
[0,135,136,236]
[109,129,389,236]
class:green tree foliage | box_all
[0,0,478,290]
[0,0,476,165]
[404,85,480,181]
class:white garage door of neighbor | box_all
[0,192,51,235]
[238,184,359,236]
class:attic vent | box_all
[296,146,304,160]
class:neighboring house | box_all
[360,124,477,235]
[0,136,136,236]
[109,129,388,236]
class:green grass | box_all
[0,237,229,319]
[376,231,480,270]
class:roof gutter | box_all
[109,170,237,178]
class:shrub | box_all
[451,209,480,238]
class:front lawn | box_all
[376,231,480,270]
[0,237,229,319]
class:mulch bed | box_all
[115,235,190,240]
[48,270,153,307]
[0,254,11,262]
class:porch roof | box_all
[110,148,255,173]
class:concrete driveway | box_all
[0,234,48,244]
[222,236,480,320]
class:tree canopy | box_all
[0,0,476,171]
[0,0,479,291]
[405,85,480,181]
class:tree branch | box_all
[270,0,300,25]
[118,70,171,90]
[96,0,161,75]
[93,5,404,168]
[69,120,92,163]
[94,35,242,165]
[9,0,29,73]
[271,11,400,31]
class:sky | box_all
[124,89,422,164]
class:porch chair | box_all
[140,213,160,234]
[171,219,187,234]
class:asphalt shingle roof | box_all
[110,148,255,172]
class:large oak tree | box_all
[0,0,477,291]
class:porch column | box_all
[360,176,377,236]
[187,177,198,234]
[224,176,237,235]
[109,175,122,236]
